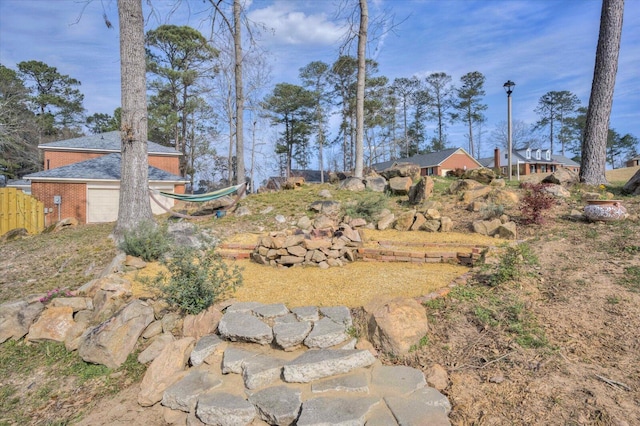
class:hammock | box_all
[148,182,246,219]
[158,183,245,203]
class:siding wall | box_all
[441,153,481,172]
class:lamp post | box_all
[503,80,515,180]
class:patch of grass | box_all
[0,384,20,415]
[619,266,640,292]
[409,335,430,352]
[606,295,621,305]
[484,243,538,287]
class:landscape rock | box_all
[0,300,44,343]
[408,176,434,205]
[196,392,256,426]
[309,200,341,215]
[420,219,441,233]
[296,396,379,426]
[318,189,332,198]
[283,349,376,383]
[371,364,426,395]
[380,162,421,180]
[389,176,413,195]
[142,321,163,339]
[364,297,429,356]
[138,332,175,364]
[622,168,640,195]
[49,296,93,312]
[461,185,492,203]
[410,213,427,231]
[124,255,147,269]
[497,222,518,239]
[296,215,312,230]
[248,385,302,426]
[488,188,520,205]
[449,179,484,194]
[182,305,223,339]
[426,363,449,391]
[313,215,335,230]
[138,337,196,406]
[541,184,571,198]
[541,168,579,185]
[394,210,416,231]
[242,353,286,389]
[304,317,349,349]
[161,370,222,413]
[312,371,369,393]
[472,218,502,236]
[78,299,154,368]
[463,168,496,184]
[339,177,365,191]
[273,320,312,350]
[190,334,223,366]
[218,311,273,345]
[222,347,259,374]
[26,306,75,343]
[384,387,452,425]
[440,217,453,232]
[376,213,395,230]
[364,176,387,192]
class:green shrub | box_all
[118,220,172,261]
[344,194,388,222]
[487,243,538,287]
[151,246,243,315]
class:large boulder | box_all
[389,176,413,195]
[460,185,492,204]
[448,179,484,194]
[339,177,365,191]
[138,337,196,406]
[380,162,421,181]
[0,300,44,343]
[363,297,429,356]
[408,176,434,205]
[182,304,223,339]
[26,306,75,343]
[364,176,387,192]
[622,169,640,195]
[463,168,496,184]
[78,299,154,368]
[541,168,579,185]
[472,219,502,236]
[541,184,571,198]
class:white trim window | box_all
[536,149,541,160]
[526,148,531,159]
[545,150,551,160]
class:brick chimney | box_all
[494,147,500,169]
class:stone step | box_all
[143,301,452,425]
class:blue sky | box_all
[1,0,638,164]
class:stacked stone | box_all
[251,224,364,268]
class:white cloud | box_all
[248,2,344,46]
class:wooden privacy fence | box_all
[0,188,45,236]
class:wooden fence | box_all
[0,188,45,236]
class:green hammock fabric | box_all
[159,183,245,203]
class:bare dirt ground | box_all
[1,177,639,425]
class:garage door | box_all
[87,186,119,223]
[87,184,175,223]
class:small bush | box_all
[151,246,243,315]
[519,183,556,225]
[487,243,538,287]
[118,220,172,261]
[344,194,388,222]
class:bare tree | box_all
[114,0,153,236]
[580,0,625,185]
[353,0,367,178]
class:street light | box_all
[503,80,515,180]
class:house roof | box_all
[372,147,480,171]
[24,153,187,183]
[479,148,579,168]
[38,131,180,155]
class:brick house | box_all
[372,147,483,176]
[626,155,640,168]
[24,131,187,224]
[480,147,580,177]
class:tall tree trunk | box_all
[354,0,367,178]
[114,0,152,237]
[580,0,624,185]
[233,0,245,185]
